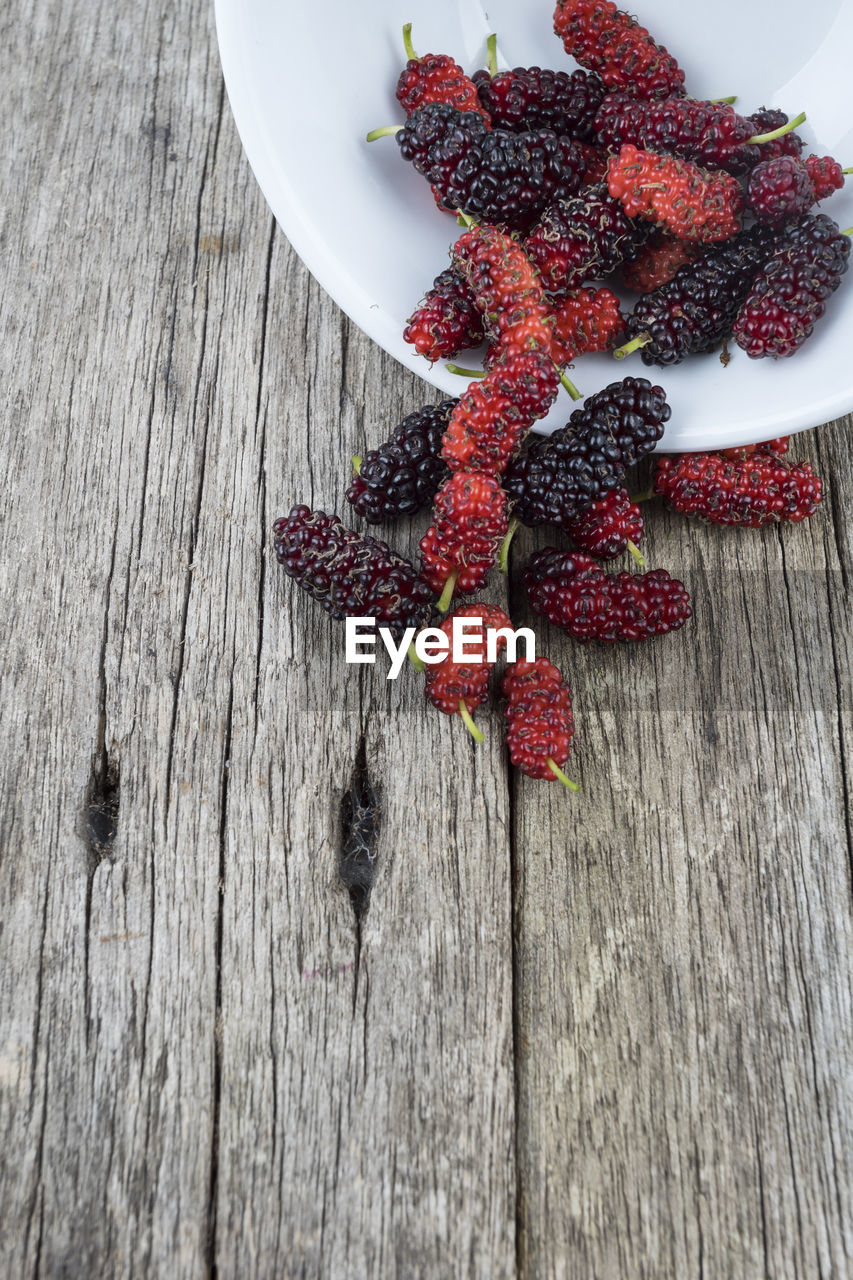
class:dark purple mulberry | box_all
[595,93,765,174]
[273,507,434,637]
[617,226,778,366]
[525,186,647,296]
[503,377,670,529]
[404,269,485,361]
[346,401,455,523]
[733,214,850,358]
[472,66,605,140]
[395,102,585,232]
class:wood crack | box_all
[206,673,234,1278]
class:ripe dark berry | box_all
[346,401,455,523]
[523,547,691,642]
[747,108,803,161]
[503,377,670,530]
[553,0,686,101]
[273,507,434,637]
[594,94,803,175]
[564,487,644,559]
[502,658,576,784]
[472,65,605,139]
[396,26,490,122]
[747,156,815,225]
[525,187,647,296]
[622,232,700,292]
[615,225,777,366]
[608,144,744,242]
[395,102,585,232]
[733,214,850,359]
[577,143,611,184]
[426,604,513,740]
[404,269,485,361]
[654,453,822,526]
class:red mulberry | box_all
[523,547,691,642]
[654,452,822,526]
[396,26,490,122]
[426,604,513,740]
[420,471,508,607]
[502,658,577,785]
[553,0,685,101]
[622,232,700,292]
[607,144,744,243]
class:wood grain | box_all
[0,0,850,1275]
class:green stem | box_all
[485,32,498,77]
[842,168,853,175]
[627,539,646,568]
[614,333,651,360]
[559,369,582,400]
[709,95,738,105]
[366,124,403,142]
[408,642,426,673]
[547,758,581,791]
[402,22,418,61]
[746,110,806,146]
[456,210,477,227]
[437,569,459,613]
[843,226,853,237]
[631,487,655,503]
[498,517,520,574]
[458,700,485,743]
[445,363,485,378]
[352,455,362,474]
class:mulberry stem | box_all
[352,455,362,474]
[627,539,646,567]
[437,569,459,613]
[498,517,520,573]
[614,333,651,360]
[631,487,655,503]
[402,22,418,61]
[546,758,581,791]
[746,110,806,146]
[408,642,426,673]
[559,370,582,400]
[366,124,403,141]
[485,33,498,77]
[710,95,738,105]
[458,700,485,743]
[447,361,582,401]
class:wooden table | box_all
[2,1,852,1275]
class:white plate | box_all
[215,0,853,450]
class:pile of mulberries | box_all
[269,8,842,796]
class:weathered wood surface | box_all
[0,0,850,1276]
